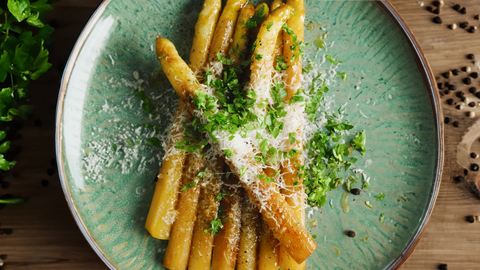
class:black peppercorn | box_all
[463,77,472,85]
[437,82,443,89]
[476,92,480,99]
[454,176,465,182]
[453,4,461,11]
[351,188,361,195]
[426,6,434,12]
[432,16,442,24]
[470,152,478,158]
[470,163,479,171]
[441,72,450,79]
[444,90,451,95]
[456,91,464,98]
[462,66,470,72]
[469,87,477,94]
[448,84,456,90]
[467,53,475,59]
[346,230,356,238]
[452,69,459,75]
[432,0,441,7]
[460,21,469,28]
[446,98,454,105]
[470,72,478,79]
[438,264,448,270]
[460,7,467,14]
[464,169,469,176]
[444,117,451,124]
[47,168,55,176]
[475,15,480,20]
[432,8,440,14]
[468,26,476,33]
[469,102,476,107]
[453,121,459,127]
[466,215,475,223]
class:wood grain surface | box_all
[0,0,479,269]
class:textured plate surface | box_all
[56,0,442,269]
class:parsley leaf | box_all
[181,180,197,191]
[375,193,386,201]
[267,22,273,31]
[352,131,366,155]
[275,55,289,71]
[224,149,234,157]
[204,217,223,235]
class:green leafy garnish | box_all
[337,72,347,81]
[224,149,234,157]
[275,55,288,71]
[314,32,328,49]
[181,180,197,191]
[216,189,227,201]
[375,193,386,201]
[325,54,342,65]
[204,217,223,235]
[352,131,366,155]
[0,197,26,204]
[365,201,373,208]
[380,213,385,223]
[267,22,273,31]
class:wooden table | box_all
[1,0,479,269]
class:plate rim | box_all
[54,1,444,270]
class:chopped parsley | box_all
[365,201,373,208]
[275,55,289,71]
[181,180,197,191]
[216,189,227,201]
[314,32,328,49]
[337,72,347,81]
[380,213,385,223]
[289,132,297,144]
[375,193,386,201]
[325,54,342,65]
[158,54,166,59]
[224,149,234,157]
[204,217,223,235]
[267,22,273,31]
[244,5,267,29]
[197,169,206,178]
[282,23,305,61]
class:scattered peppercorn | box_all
[452,69,460,75]
[441,71,450,78]
[432,0,442,7]
[444,90,451,95]
[460,21,469,28]
[444,117,451,124]
[470,152,478,158]
[467,53,475,59]
[456,91,464,98]
[346,230,356,238]
[438,264,448,270]
[47,168,55,176]
[470,72,478,79]
[446,98,454,105]
[453,4,461,11]
[448,84,456,90]
[433,16,442,24]
[463,77,472,85]
[467,111,476,118]
[468,26,477,33]
[476,92,480,99]
[469,87,477,94]
[461,66,471,72]
[464,169,469,176]
[466,215,475,223]
[475,15,480,20]
[426,6,434,12]
[453,121,459,127]
[469,102,476,107]
[41,179,49,187]
[432,8,440,14]
[454,176,465,182]
[471,163,479,171]
[460,7,467,14]
[351,188,361,195]
[449,23,457,30]
[437,82,444,89]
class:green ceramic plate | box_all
[56,0,443,269]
